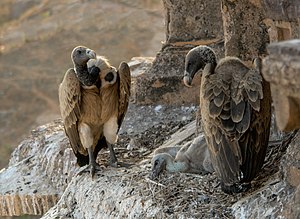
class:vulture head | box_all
[71,46,96,66]
[150,153,168,179]
[71,46,98,87]
[183,45,217,87]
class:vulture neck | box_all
[164,154,188,173]
[74,63,90,84]
[197,47,217,67]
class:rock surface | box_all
[0,103,299,218]
[233,130,300,219]
[221,0,269,61]
[134,0,224,105]
[0,103,198,217]
[0,0,164,169]
[263,40,300,131]
[0,121,77,216]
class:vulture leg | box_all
[107,142,132,168]
[78,123,101,177]
[107,142,118,167]
[103,117,132,168]
[88,147,98,177]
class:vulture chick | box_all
[59,46,131,177]
[151,134,214,179]
[183,46,271,194]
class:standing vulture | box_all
[59,46,131,177]
[183,46,271,194]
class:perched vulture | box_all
[59,46,131,177]
[151,134,214,179]
[183,46,271,194]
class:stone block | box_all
[132,0,223,105]
[0,120,77,216]
[262,0,300,22]
[221,0,269,61]
[162,0,223,44]
[263,40,300,131]
[134,43,224,105]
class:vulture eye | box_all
[104,72,114,82]
[154,160,159,166]
[77,50,82,55]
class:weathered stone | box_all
[41,168,161,219]
[262,0,300,22]
[162,0,223,44]
[135,46,201,105]
[221,0,269,61]
[134,43,224,105]
[134,0,224,105]
[0,109,299,218]
[232,131,300,219]
[263,40,300,131]
[0,120,77,216]
[0,104,199,217]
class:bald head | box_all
[71,46,98,86]
[71,46,96,66]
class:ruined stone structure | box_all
[134,0,224,105]
[261,1,300,132]
[221,0,269,61]
[263,40,300,131]
[1,0,300,218]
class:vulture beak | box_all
[183,71,193,87]
[86,49,96,59]
[150,156,165,180]
[150,168,160,180]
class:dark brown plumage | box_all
[59,46,131,177]
[183,46,271,194]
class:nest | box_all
[96,108,297,218]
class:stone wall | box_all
[134,0,224,105]
[263,40,300,131]
[221,0,269,61]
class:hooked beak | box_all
[150,161,163,180]
[183,71,193,87]
[150,168,161,180]
[86,49,96,59]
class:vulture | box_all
[183,46,271,194]
[59,46,131,177]
[151,134,214,179]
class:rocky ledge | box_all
[0,104,299,218]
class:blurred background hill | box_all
[0,0,164,169]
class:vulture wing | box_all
[117,62,131,130]
[201,60,270,185]
[59,68,83,156]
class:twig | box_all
[145,177,167,188]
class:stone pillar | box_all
[262,0,300,43]
[221,0,269,61]
[261,0,300,131]
[134,0,223,105]
[263,40,300,131]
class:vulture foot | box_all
[220,182,251,194]
[109,160,132,168]
[76,163,102,178]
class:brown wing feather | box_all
[201,59,271,186]
[58,68,82,155]
[117,61,131,130]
